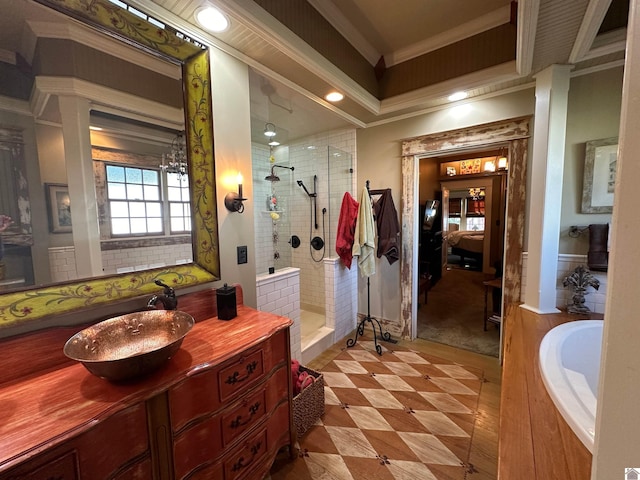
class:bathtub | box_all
[539,319,603,453]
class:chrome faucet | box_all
[147,280,178,310]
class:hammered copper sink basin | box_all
[63,310,195,382]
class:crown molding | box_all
[386,5,512,67]
[379,61,519,115]
[0,95,31,116]
[307,0,380,66]
[209,0,381,115]
[572,58,625,77]
[31,76,183,129]
[27,20,181,79]
[582,28,627,61]
[569,0,615,64]
[129,0,380,127]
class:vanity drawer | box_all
[223,428,268,480]
[218,349,265,402]
[0,451,79,480]
[172,366,289,479]
[221,366,289,446]
[224,402,291,480]
[169,368,222,432]
[169,329,288,432]
[221,388,267,446]
[0,403,148,480]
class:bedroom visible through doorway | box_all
[416,150,506,357]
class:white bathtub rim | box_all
[539,319,603,454]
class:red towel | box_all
[336,192,359,269]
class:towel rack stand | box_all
[345,180,397,355]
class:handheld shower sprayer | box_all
[296,180,315,197]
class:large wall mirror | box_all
[0,0,219,330]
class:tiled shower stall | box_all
[253,128,358,363]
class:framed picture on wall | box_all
[460,159,481,174]
[581,137,618,213]
[45,183,72,233]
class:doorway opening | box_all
[399,115,531,359]
[417,150,507,357]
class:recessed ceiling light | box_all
[268,140,280,146]
[195,6,229,33]
[325,91,344,102]
[448,91,468,102]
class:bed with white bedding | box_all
[446,230,484,263]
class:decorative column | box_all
[521,64,572,314]
[58,95,103,278]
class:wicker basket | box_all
[292,365,325,438]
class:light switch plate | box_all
[237,245,248,264]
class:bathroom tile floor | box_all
[268,340,485,480]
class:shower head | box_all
[265,165,280,181]
[265,164,294,182]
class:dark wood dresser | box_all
[0,301,294,480]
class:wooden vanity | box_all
[0,290,294,480]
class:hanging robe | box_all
[372,189,400,264]
[335,192,359,269]
[352,187,376,277]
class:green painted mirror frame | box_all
[0,0,220,329]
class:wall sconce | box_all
[497,148,508,170]
[224,172,246,213]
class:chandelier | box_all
[468,187,485,200]
[160,132,188,176]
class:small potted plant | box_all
[562,265,600,314]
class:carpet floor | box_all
[267,340,485,480]
[417,267,500,358]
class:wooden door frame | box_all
[399,116,531,341]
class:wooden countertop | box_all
[0,305,292,472]
[499,305,599,479]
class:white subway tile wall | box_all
[521,253,607,314]
[252,128,356,309]
[252,129,357,360]
[48,246,78,283]
[287,129,356,311]
[256,267,302,361]
[324,257,358,341]
[252,143,293,276]
[102,244,193,275]
[48,243,193,282]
